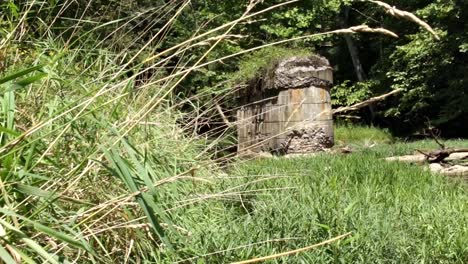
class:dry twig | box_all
[368,0,440,40]
[416,148,468,164]
[231,232,352,264]
[175,237,303,263]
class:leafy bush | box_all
[331,80,374,107]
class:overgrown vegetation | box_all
[229,46,312,84]
[0,0,467,263]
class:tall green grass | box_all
[335,124,394,145]
[0,0,220,261]
[166,141,467,263]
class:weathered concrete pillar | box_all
[237,55,333,155]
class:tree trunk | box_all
[341,6,375,121]
[342,7,366,82]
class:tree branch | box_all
[333,89,403,114]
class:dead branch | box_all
[333,89,403,114]
[334,25,398,38]
[368,0,440,40]
[386,152,468,177]
[426,123,445,149]
[416,148,468,163]
[386,152,468,166]
[431,133,446,149]
[414,125,467,163]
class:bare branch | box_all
[333,89,403,114]
[335,25,398,38]
[368,0,440,40]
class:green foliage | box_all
[103,139,173,250]
[349,0,468,134]
[0,62,94,262]
[259,0,348,39]
[230,46,312,83]
[331,80,374,106]
[260,7,318,38]
[375,0,468,133]
[0,1,19,20]
[0,16,209,260]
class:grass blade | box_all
[34,223,89,252]
[14,72,48,87]
[0,209,91,252]
[22,238,59,264]
[103,145,174,250]
[0,65,44,85]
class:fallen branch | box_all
[386,151,468,162]
[386,151,468,177]
[333,89,403,114]
[430,130,445,149]
[231,232,352,264]
[416,148,468,163]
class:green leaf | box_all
[0,209,91,252]
[22,238,59,264]
[34,223,89,251]
[102,143,174,250]
[14,183,55,198]
[15,72,48,87]
[315,223,331,231]
[0,65,44,85]
[0,126,20,137]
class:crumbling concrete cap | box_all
[272,55,333,90]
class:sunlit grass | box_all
[169,140,468,263]
[335,124,394,145]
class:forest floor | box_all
[173,128,468,263]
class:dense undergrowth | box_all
[0,41,213,262]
